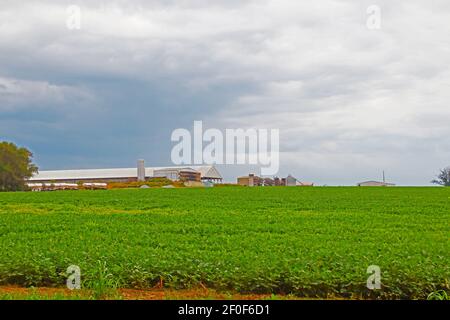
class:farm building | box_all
[285,175,297,186]
[153,168,201,182]
[357,181,396,187]
[237,174,262,187]
[28,161,223,184]
[26,182,107,192]
[237,174,312,187]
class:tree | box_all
[431,167,450,187]
[0,141,38,191]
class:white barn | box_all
[28,161,223,184]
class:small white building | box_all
[357,181,396,187]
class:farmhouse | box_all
[28,160,223,184]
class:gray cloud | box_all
[0,0,449,184]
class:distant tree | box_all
[0,141,38,191]
[431,167,450,187]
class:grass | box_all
[0,187,449,299]
[0,291,88,300]
[0,286,302,300]
[427,290,449,300]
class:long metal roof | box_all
[29,165,222,181]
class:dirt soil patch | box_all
[0,286,295,300]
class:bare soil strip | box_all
[0,286,295,300]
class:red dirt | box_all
[0,286,283,300]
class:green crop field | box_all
[0,187,448,299]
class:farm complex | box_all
[26,160,223,191]
[29,161,223,184]
[26,160,318,190]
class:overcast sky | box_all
[1,0,449,185]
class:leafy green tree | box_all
[0,141,38,191]
[431,167,450,187]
